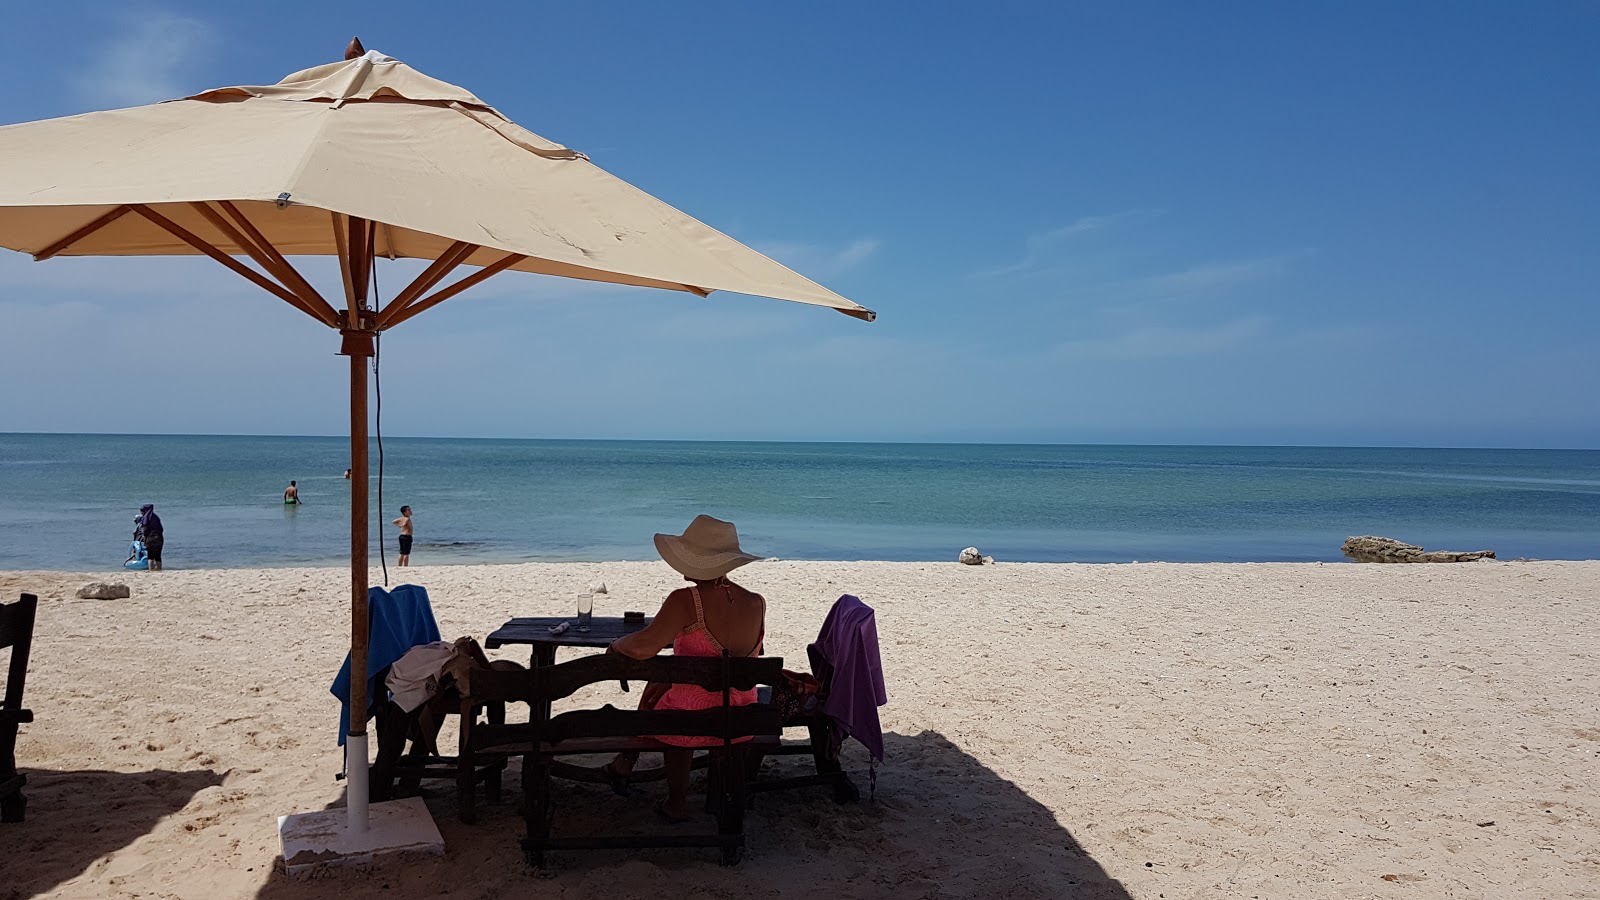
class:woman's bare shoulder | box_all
[656,587,694,617]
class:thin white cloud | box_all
[1129,257,1292,298]
[1062,252,1307,323]
[830,238,880,273]
[74,10,217,108]
[976,209,1159,278]
[756,237,881,280]
[0,299,101,342]
[1055,315,1271,361]
[0,252,255,296]
[635,307,800,343]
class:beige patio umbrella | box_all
[0,41,873,850]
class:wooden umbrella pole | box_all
[346,332,371,832]
[348,336,370,741]
[339,217,376,833]
[342,318,374,835]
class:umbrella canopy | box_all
[0,44,872,837]
[0,49,873,322]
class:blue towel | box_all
[330,584,442,745]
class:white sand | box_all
[3,559,1598,899]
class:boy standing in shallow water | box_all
[392,505,413,566]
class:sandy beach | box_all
[2,558,1597,899]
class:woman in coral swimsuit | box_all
[605,515,766,822]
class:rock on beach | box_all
[958,547,994,565]
[1342,535,1496,563]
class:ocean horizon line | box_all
[4,430,1598,453]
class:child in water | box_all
[392,505,413,566]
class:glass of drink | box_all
[576,592,593,631]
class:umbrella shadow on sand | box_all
[254,729,1130,900]
[4,767,226,900]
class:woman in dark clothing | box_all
[135,504,165,571]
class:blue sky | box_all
[0,2,1595,447]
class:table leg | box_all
[532,646,557,724]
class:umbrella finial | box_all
[345,37,366,60]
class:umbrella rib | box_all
[374,240,478,330]
[215,200,341,326]
[332,212,356,309]
[188,202,339,328]
[377,221,400,260]
[348,216,374,309]
[130,204,325,321]
[32,205,135,261]
[383,252,527,329]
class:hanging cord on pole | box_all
[372,263,389,588]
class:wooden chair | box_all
[368,669,512,822]
[369,640,520,823]
[1,593,38,823]
[461,651,784,867]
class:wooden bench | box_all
[749,597,877,804]
[751,673,860,804]
[1,593,38,823]
[368,673,510,822]
[461,652,784,866]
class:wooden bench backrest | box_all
[467,653,784,747]
[0,594,37,712]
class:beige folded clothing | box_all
[383,641,459,712]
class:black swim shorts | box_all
[399,534,413,554]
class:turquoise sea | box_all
[0,434,1595,570]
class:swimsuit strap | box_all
[687,585,726,653]
[689,584,706,626]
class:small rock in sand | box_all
[77,582,131,600]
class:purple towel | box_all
[808,594,887,762]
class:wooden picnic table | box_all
[483,613,652,725]
[376,613,674,815]
[477,612,842,810]
[485,614,653,669]
[466,607,857,838]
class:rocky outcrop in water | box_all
[1342,535,1496,563]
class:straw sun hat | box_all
[653,515,762,580]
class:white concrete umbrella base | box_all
[277,797,444,875]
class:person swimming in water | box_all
[284,481,301,504]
